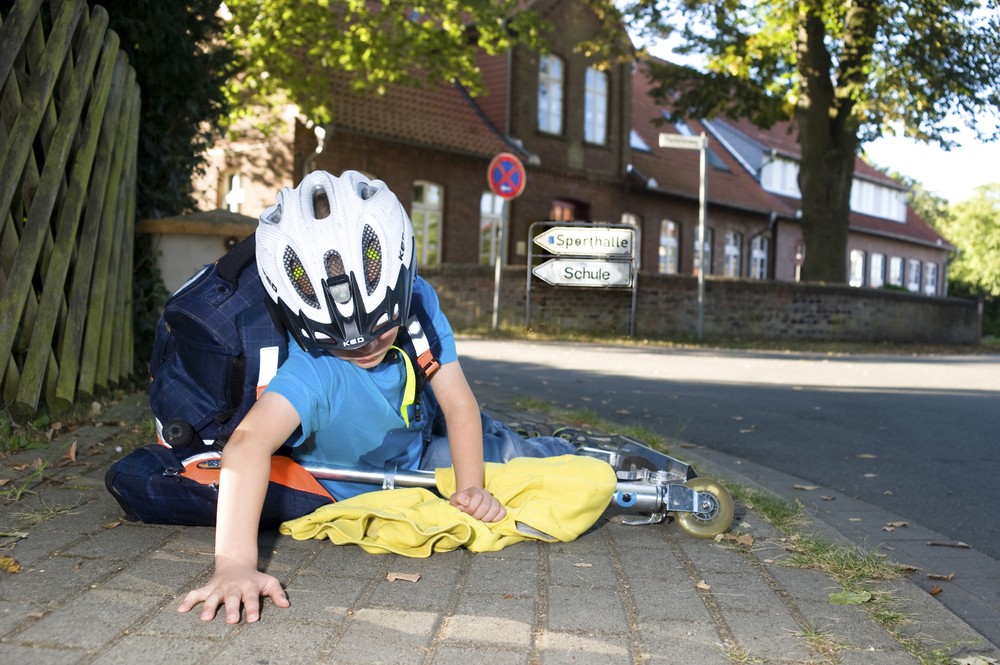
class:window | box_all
[850,180,907,222]
[412,181,443,265]
[549,199,587,222]
[538,55,564,135]
[723,231,743,277]
[849,249,866,287]
[869,253,885,288]
[760,157,801,198]
[693,227,714,275]
[584,67,608,144]
[222,171,245,213]
[750,236,769,280]
[658,220,679,274]
[906,259,921,293]
[924,262,939,296]
[889,256,904,287]
[479,192,505,266]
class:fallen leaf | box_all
[896,564,921,573]
[0,479,9,487]
[829,590,871,605]
[386,572,421,583]
[104,519,124,529]
[927,541,970,549]
[849,518,862,522]
[857,453,877,459]
[66,441,78,463]
[883,490,893,495]
[929,585,943,596]
[736,534,754,547]
[0,555,22,574]
[820,495,835,501]
[794,484,820,491]
[927,572,956,581]
[863,473,877,478]
[882,526,896,532]
[886,521,908,528]
[695,580,711,590]
[679,443,696,449]
[573,562,593,568]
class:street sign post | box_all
[660,131,708,340]
[525,221,640,336]
[486,153,527,333]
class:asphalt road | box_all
[456,338,1000,561]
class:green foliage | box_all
[934,184,1000,335]
[222,0,548,125]
[89,1,235,369]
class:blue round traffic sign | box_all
[487,152,526,199]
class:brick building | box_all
[193,0,952,298]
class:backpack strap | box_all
[215,233,257,284]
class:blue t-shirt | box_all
[264,277,457,499]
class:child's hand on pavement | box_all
[451,487,507,522]
[177,562,289,623]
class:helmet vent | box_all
[359,183,378,200]
[263,204,282,225]
[283,246,320,309]
[324,250,346,279]
[361,225,382,296]
[312,186,331,219]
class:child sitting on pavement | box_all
[177,170,575,623]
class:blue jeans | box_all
[419,412,577,470]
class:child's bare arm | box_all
[177,392,300,622]
[430,360,506,522]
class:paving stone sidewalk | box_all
[1,392,997,664]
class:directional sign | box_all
[532,258,632,288]
[533,226,634,257]
[487,152,526,199]
[658,133,705,150]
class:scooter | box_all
[301,428,734,539]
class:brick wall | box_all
[420,265,981,344]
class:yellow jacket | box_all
[279,455,616,557]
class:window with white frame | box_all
[889,256,904,286]
[412,181,443,265]
[869,253,885,288]
[538,55,564,135]
[584,67,608,144]
[723,231,742,277]
[750,236,769,280]
[479,191,505,266]
[849,249,866,287]
[658,220,679,274]
[694,227,714,275]
[906,259,921,293]
[222,171,245,213]
[924,262,938,296]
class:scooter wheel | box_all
[675,478,734,539]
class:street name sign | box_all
[532,258,632,288]
[658,133,705,150]
[532,226,634,257]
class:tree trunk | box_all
[795,0,869,284]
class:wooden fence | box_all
[1,0,140,418]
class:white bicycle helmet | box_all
[256,170,416,351]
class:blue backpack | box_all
[106,233,442,526]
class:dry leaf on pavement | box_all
[0,555,22,574]
[386,572,421,583]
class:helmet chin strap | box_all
[389,346,417,426]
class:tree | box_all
[618,0,1000,283]
[221,0,548,126]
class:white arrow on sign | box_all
[658,133,705,150]
[532,259,632,288]
[532,226,634,257]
